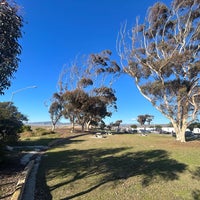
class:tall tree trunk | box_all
[172,121,187,142]
[51,123,55,131]
[177,127,187,143]
[179,128,186,143]
[71,115,75,133]
[86,121,91,131]
[81,124,84,132]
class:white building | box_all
[193,128,200,134]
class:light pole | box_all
[9,85,37,106]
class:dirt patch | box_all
[0,153,24,200]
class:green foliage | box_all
[137,114,153,126]
[131,124,137,129]
[34,127,54,136]
[99,121,106,130]
[155,125,162,131]
[0,1,23,94]
[51,86,117,132]
[49,96,63,130]
[0,102,27,144]
[109,120,123,129]
[20,127,55,139]
[20,125,32,132]
[137,115,146,126]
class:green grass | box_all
[36,132,200,200]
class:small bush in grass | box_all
[35,127,46,132]
[20,128,55,140]
[20,125,32,132]
[33,128,55,136]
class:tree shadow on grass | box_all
[17,132,90,147]
[191,167,200,200]
[192,167,200,180]
[34,136,87,200]
[40,147,187,200]
[49,133,90,148]
[35,159,53,200]
[17,138,61,146]
[192,190,200,200]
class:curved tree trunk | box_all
[51,123,56,131]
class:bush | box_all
[20,127,55,138]
[33,128,55,136]
[0,119,21,144]
[0,102,27,145]
[20,125,32,132]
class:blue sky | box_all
[1,0,171,124]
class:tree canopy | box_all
[137,115,154,128]
[50,50,119,131]
[0,0,23,94]
[49,93,63,131]
[118,0,200,142]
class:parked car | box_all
[172,131,197,141]
[185,131,194,136]
[161,130,171,134]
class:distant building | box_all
[193,128,200,134]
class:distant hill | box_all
[25,121,70,126]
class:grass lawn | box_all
[35,130,200,200]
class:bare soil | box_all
[0,152,24,200]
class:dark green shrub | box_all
[0,102,27,145]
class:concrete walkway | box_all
[11,145,47,200]
[22,155,41,200]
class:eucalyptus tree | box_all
[118,0,200,142]
[113,120,123,129]
[146,115,154,125]
[0,0,23,94]
[62,89,89,132]
[54,50,119,132]
[49,93,63,131]
[61,83,117,132]
[84,87,117,131]
[137,115,147,127]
